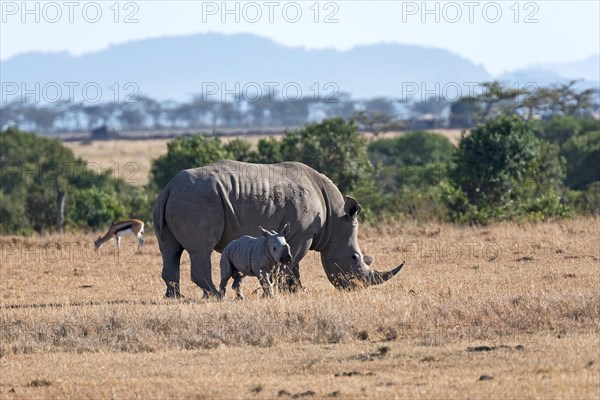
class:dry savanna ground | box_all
[63,129,464,186]
[0,218,599,399]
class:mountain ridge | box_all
[1,33,597,102]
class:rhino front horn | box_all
[366,261,406,285]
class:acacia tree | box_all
[477,81,527,122]
[353,110,404,137]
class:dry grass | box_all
[1,218,599,399]
[64,139,169,186]
[367,128,464,145]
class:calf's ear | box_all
[344,196,362,220]
[259,226,270,237]
[282,223,291,237]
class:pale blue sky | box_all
[1,0,598,75]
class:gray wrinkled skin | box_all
[153,160,405,298]
[219,224,292,299]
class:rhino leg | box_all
[161,248,184,298]
[156,215,185,298]
[277,239,311,292]
[190,250,221,299]
[232,272,244,300]
[286,264,302,291]
[274,265,299,293]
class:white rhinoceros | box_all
[153,160,405,298]
[219,224,293,299]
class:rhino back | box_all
[163,160,338,252]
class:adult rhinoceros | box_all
[153,160,405,298]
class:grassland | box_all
[1,218,598,399]
[63,139,169,187]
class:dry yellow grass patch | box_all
[64,139,169,186]
[367,128,464,145]
[1,218,599,399]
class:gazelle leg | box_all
[137,233,144,253]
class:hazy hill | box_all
[1,33,491,101]
[2,33,597,102]
[498,54,600,89]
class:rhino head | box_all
[321,196,405,289]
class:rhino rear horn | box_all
[366,261,406,285]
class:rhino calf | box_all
[219,223,292,299]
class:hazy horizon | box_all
[1,0,598,75]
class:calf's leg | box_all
[258,270,274,298]
[232,271,244,300]
[219,256,234,298]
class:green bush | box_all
[224,138,256,162]
[537,116,599,145]
[560,130,600,189]
[454,116,539,208]
[150,135,232,189]
[537,115,583,145]
[67,187,125,228]
[566,183,600,215]
[368,131,455,167]
[253,138,283,164]
[450,115,568,223]
[0,127,146,233]
[360,132,455,223]
[279,118,374,194]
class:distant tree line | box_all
[1,81,597,135]
[1,80,598,234]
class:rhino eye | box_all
[273,247,277,251]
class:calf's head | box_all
[261,223,293,264]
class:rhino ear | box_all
[344,196,362,220]
[259,226,270,237]
[282,223,291,237]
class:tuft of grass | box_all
[29,379,51,387]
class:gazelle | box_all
[94,219,145,253]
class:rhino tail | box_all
[153,186,171,242]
